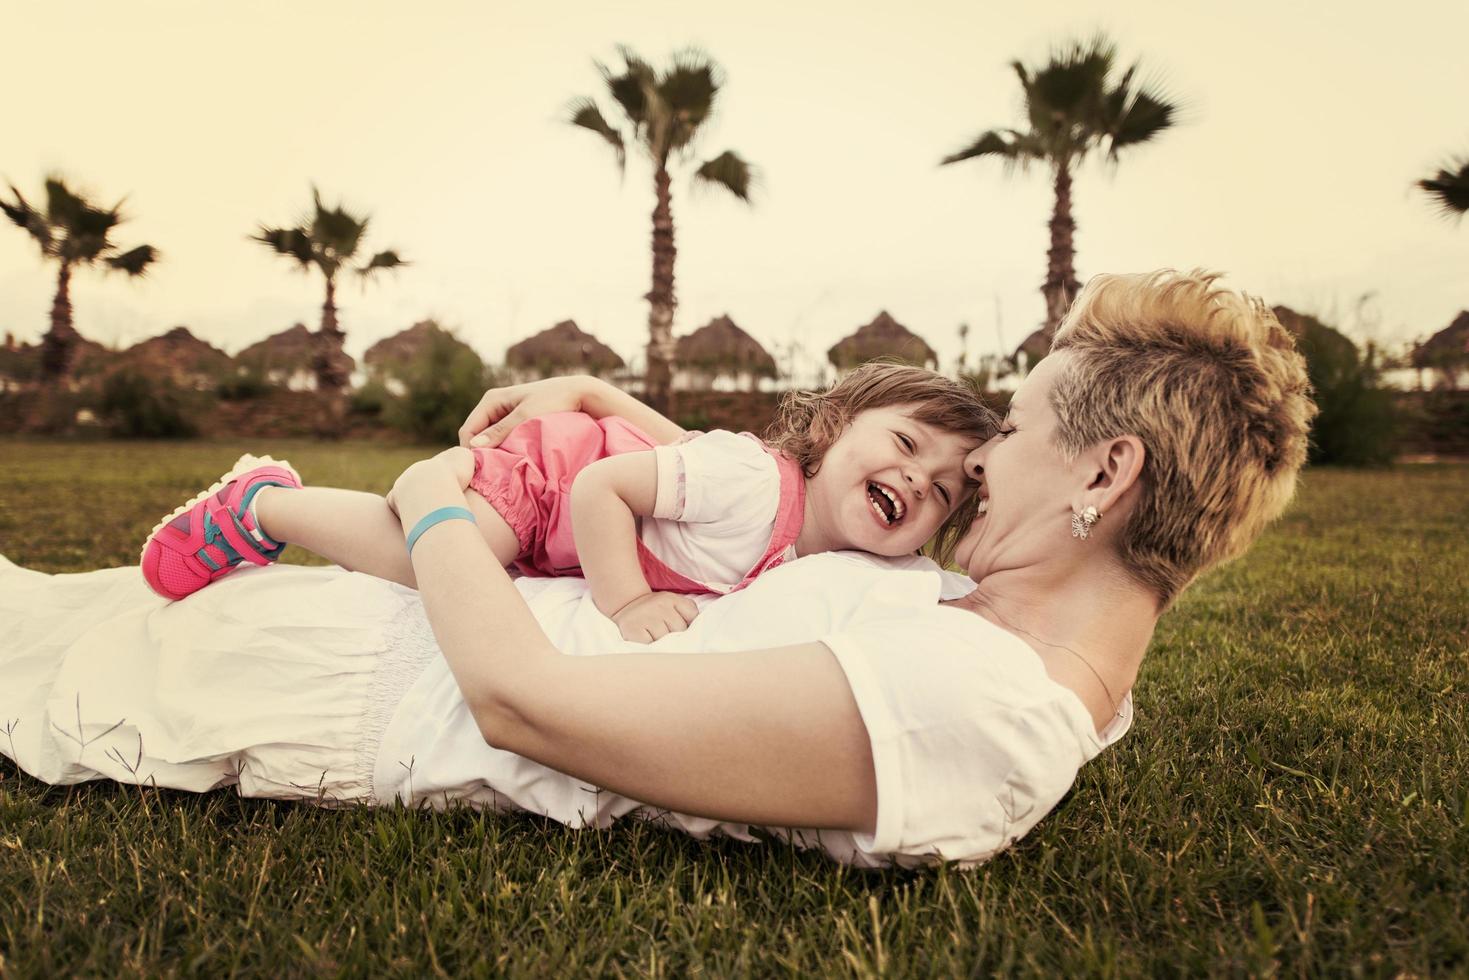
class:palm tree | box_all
[1418,155,1469,220]
[941,35,1180,339]
[0,176,157,380]
[253,187,406,393]
[568,46,756,414]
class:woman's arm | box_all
[392,456,878,831]
[459,375,686,450]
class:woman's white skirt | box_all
[0,556,436,802]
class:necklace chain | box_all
[966,594,1121,713]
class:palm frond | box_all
[602,47,653,128]
[567,97,627,171]
[659,49,720,154]
[1108,85,1179,154]
[254,225,317,268]
[71,200,121,241]
[1418,157,1469,219]
[44,176,88,230]
[940,129,1039,170]
[1027,36,1114,122]
[310,186,368,260]
[358,249,407,278]
[105,244,158,276]
[0,184,53,251]
[693,150,754,202]
[59,201,123,264]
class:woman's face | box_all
[954,352,1087,581]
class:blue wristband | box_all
[405,506,477,555]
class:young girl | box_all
[140,363,993,642]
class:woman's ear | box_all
[1079,435,1146,516]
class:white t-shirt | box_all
[641,430,787,591]
[374,551,1133,868]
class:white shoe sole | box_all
[138,453,302,564]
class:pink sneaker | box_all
[140,454,302,601]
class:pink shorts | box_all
[469,412,657,578]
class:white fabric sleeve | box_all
[651,430,779,530]
[819,605,1108,866]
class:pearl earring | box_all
[1070,505,1102,540]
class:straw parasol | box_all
[115,326,232,389]
[236,323,318,388]
[675,314,777,390]
[1271,306,1358,364]
[364,320,479,374]
[1011,328,1052,373]
[827,311,937,372]
[1411,310,1469,387]
[505,320,625,378]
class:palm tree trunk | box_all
[644,165,678,416]
[313,276,350,393]
[1042,162,1082,337]
[312,275,350,436]
[41,262,78,380]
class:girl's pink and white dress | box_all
[0,551,1131,869]
[469,413,806,595]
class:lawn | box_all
[1,438,1466,976]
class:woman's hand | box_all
[611,592,700,644]
[458,374,687,449]
[459,376,599,449]
[388,457,467,534]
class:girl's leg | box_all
[254,486,418,586]
[253,450,521,588]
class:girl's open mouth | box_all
[867,482,906,526]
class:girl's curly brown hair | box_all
[762,361,998,565]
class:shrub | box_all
[216,367,273,401]
[97,370,200,438]
[1293,317,1397,466]
[383,331,492,444]
[349,379,393,418]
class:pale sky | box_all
[3,0,1466,379]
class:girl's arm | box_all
[570,452,699,642]
[391,455,878,832]
[459,375,686,450]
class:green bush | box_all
[216,367,273,401]
[349,379,393,418]
[382,331,492,444]
[97,370,200,438]
[1293,316,1397,466]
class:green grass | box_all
[1,438,1466,977]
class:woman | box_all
[0,270,1313,867]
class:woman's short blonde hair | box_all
[1049,270,1316,607]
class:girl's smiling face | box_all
[799,405,978,557]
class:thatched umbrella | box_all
[827,311,937,372]
[505,320,625,379]
[1012,328,1051,373]
[1411,310,1469,389]
[236,323,319,389]
[115,326,232,389]
[675,314,777,390]
[362,320,482,394]
[1271,306,1358,364]
[365,320,478,374]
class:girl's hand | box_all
[459,376,598,449]
[612,592,700,644]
